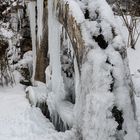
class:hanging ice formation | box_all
[28,1,36,83]
[26,0,140,139]
[47,0,79,131]
[47,0,139,139]
[37,0,44,47]
[48,0,68,130]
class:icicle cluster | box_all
[27,0,139,139]
[48,0,66,128]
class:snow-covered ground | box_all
[0,84,77,140]
[0,84,55,140]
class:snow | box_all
[1,0,140,139]
[79,48,117,140]
[65,0,139,139]
[88,0,115,23]
[28,1,36,84]
[0,84,77,140]
[12,1,17,6]
[16,51,33,77]
[64,0,85,24]
[133,72,140,97]
[127,23,140,138]
[7,7,11,12]
[8,39,21,65]
[0,85,53,140]
[115,14,140,139]
[83,93,117,140]
[127,46,140,74]
[23,51,33,63]
[46,0,139,139]
[0,26,14,39]
[26,82,48,106]
[78,44,138,140]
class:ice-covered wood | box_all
[23,0,139,139]
[47,0,139,140]
[56,0,85,69]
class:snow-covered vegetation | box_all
[0,0,140,140]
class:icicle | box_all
[73,55,81,128]
[28,1,36,84]
[37,0,44,47]
[48,0,71,130]
[48,0,65,101]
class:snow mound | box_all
[26,82,48,106]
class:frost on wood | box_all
[25,0,139,139]
[74,0,138,139]
[46,0,139,139]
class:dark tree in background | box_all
[107,0,140,15]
